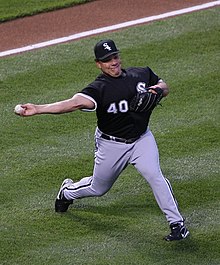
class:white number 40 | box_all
[107,100,128,114]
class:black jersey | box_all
[81,67,160,139]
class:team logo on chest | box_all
[136,82,148,93]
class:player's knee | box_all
[91,186,110,197]
[141,170,163,183]
[93,189,108,197]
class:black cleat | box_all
[164,222,190,241]
[55,178,74,213]
[55,197,73,212]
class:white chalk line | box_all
[1,1,219,57]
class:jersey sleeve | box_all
[79,84,102,112]
[147,67,161,86]
[81,86,100,103]
[75,92,97,112]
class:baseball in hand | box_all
[14,104,24,115]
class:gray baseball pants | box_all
[63,127,184,224]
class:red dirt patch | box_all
[0,0,213,53]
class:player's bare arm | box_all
[18,94,95,116]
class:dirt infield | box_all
[0,0,214,52]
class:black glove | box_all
[130,87,163,112]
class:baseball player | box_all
[16,39,189,241]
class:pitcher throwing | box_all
[16,39,189,241]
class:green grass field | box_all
[0,6,220,265]
[0,0,93,21]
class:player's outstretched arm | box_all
[15,94,95,117]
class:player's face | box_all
[96,54,122,77]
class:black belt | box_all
[101,133,140,144]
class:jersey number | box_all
[107,100,128,114]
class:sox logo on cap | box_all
[103,43,112,51]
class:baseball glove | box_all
[130,87,164,112]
